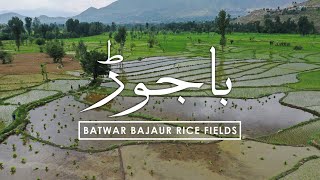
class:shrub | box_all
[35,38,46,46]
[21,158,26,164]
[10,166,16,174]
[293,46,303,50]
[130,42,136,51]
[275,42,291,47]
[0,50,13,64]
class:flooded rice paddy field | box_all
[0,105,17,126]
[108,94,315,137]
[110,58,319,86]
[1,57,320,179]
[4,90,58,105]
[280,158,320,180]
[120,141,320,180]
[26,96,211,151]
[32,80,90,93]
[283,91,320,115]
[0,135,122,180]
[0,134,319,180]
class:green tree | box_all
[66,18,74,32]
[298,16,314,36]
[80,50,110,80]
[274,16,282,33]
[111,22,117,32]
[32,17,41,35]
[25,17,32,36]
[264,19,274,33]
[8,17,24,51]
[40,24,50,39]
[35,38,46,52]
[40,63,48,81]
[75,40,87,61]
[148,33,156,48]
[45,40,65,64]
[217,10,230,51]
[114,27,127,54]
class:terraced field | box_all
[0,51,320,179]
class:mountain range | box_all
[0,0,305,24]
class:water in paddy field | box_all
[101,57,318,138]
[26,96,136,151]
[26,96,207,151]
[0,135,121,180]
[109,93,315,138]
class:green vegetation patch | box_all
[258,119,320,146]
[280,158,320,180]
[0,89,26,100]
[234,74,298,87]
[4,90,58,105]
[3,32,319,63]
[225,87,292,99]
[33,80,90,93]
[282,91,320,115]
[237,63,318,81]
[289,71,320,90]
[0,82,41,91]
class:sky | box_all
[0,0,117,17]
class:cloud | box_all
[0,0,117,16]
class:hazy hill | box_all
[234,0,320,31]
[0,13,25,23]
[0,0,305,24]
[300,0,320,7]
[74,0,304,23]
[0,13,67,24]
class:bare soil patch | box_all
[0,53,81,75]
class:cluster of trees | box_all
[65,19,106,38]
[124,16,315,37]
[0,17,62,41]
[231,16,315,35]
[0,17,111,42]
[157,21,214,34]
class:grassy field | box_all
[289,71,320,90]
[1,32,320,62]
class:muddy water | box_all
[26,96,206,151]
[109,93,315,137]
[32,80,90,93]
[26,96,144,150]
[0,135,121,180]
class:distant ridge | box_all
[0,12,67,24]
[233,0,320,31]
